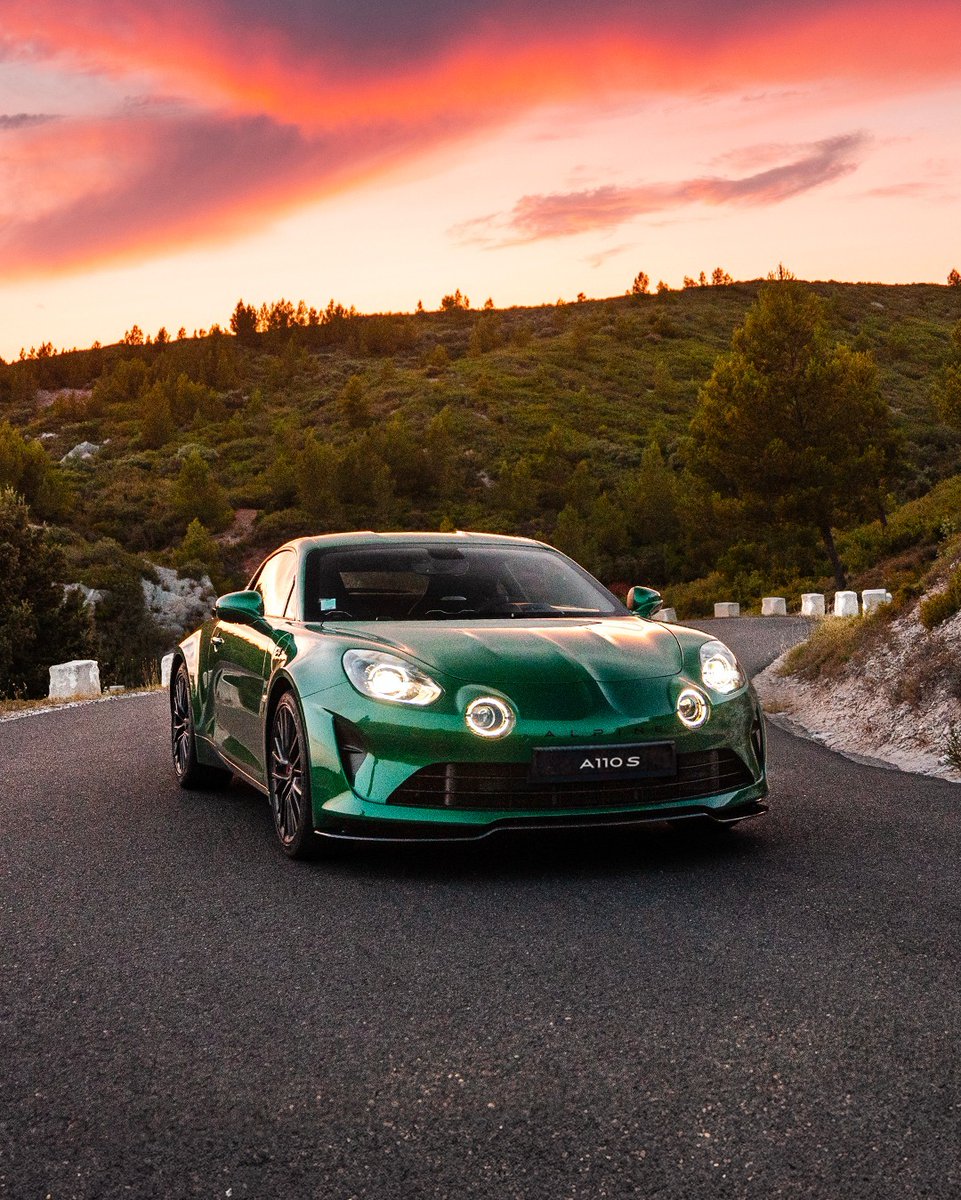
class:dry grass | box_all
[780,608,895,682]
[0,696,75,716]
[944,724,961,773]
[891,634,961,706]
[0,685,162,718]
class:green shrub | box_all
[0,488,93,699]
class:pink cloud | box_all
[456,135,869,245]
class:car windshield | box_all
[303,543,626,622]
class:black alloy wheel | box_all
[171,663,232,790]
[268,692,319,858]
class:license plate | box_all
[531,742,676,783]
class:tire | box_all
[170,663,233,790]
[267,692,320,859]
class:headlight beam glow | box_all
[343,649,442,706]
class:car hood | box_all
[339,617,683,685]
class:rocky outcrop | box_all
[141,566,218,640]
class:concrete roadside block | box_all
[801,593,825,617]
[714,602,740,618]
[161,653,175,689]
[862,589,892,614]
[834,591,859,617]
[49,659,102,701]
[652,607,678,623]
[761,597,787,616]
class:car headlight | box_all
[342,650,442,706]
[699,639,745,694]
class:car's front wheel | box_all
[268,692,320,859]
[171,663,233,790]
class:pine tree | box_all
[173,452,233,532]
[690,281,901,587]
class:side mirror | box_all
[627,585,662,618]
[215,589,265,624]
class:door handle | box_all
[211,635,225,648]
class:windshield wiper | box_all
[479,607,607,619]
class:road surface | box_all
[2,618,959,1198]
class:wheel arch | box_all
[263,671,297,764]
[169,648,188,697]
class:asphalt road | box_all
[3,618,960,1199]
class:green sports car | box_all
[170,531,767,856]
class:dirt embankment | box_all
[754,597,961,784]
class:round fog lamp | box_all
[676,688,710,730]
[465,696,515,739]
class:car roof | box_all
[282,530,551,554]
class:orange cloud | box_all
[0,0,958,278]
[5,0,958,124]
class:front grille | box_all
[386,749,753,812]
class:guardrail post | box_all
[833,591,859,617]
[800,593,825,617]
[861,589,893,613]
[48,660,102,701]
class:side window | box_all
[253,551,298,618]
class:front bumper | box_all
[302,679,768,841]
[312,797,769,843]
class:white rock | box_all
[60,440,101,463]
[714,602,740,618]
[652,607,677,623]
[862,588,892,613]
[49,659,101,701]
[161,653,175,689]
[761,597,787,616]
[801,593,826,617]
[63,582,104,608]
[834,591,859,617]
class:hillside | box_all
[1,280,960,690]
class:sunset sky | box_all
[1,0,959,359]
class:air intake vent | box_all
[387,749,753,811]
[333,716,369,785]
